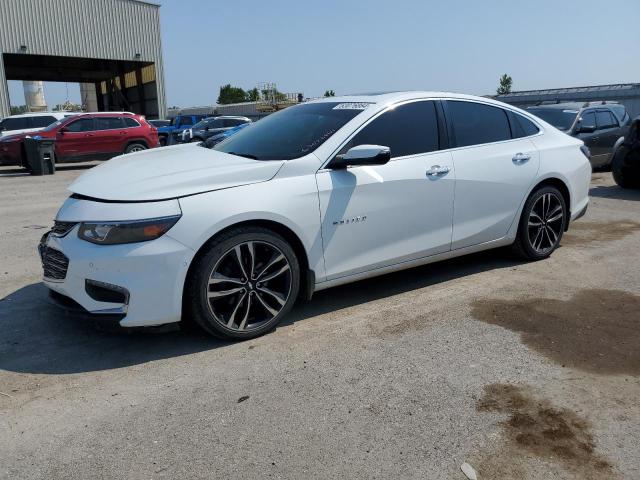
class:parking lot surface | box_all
[1,165,639,479]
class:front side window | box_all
[31,116,57,128]
[596,110,617,129]
[214,102,364,160]
[65,118,95,132]
[1,117,30,131]
[341,101,439,158]
[95,117,125,130]
[448,101,511,147]
[579,111,597,130]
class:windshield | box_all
[213,102,364,160]
[42,120,64,132]
[528,108,578,131]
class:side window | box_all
[31,116,57,128]
[595,111,617,129]
[225,119,245,127]
[448,101,511,147]
[179,117,193,127]
[511,112,540,138]
[1,117,30,131]
[579,111,596,130]
[65,118,95,132]
[344,101,439,158]
[94,117,125,130]
[210,119,225,128]
[123,117,140,128]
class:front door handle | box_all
[512,152,531,164]
[426,165,450,177]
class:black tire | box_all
[190,137,203,143]
[159,136,167,147]
[612,148,640,189]
[511,186,567,260]
[185,226,300,340]
[125,143,147,154]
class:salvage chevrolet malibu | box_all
[41,92,591,339]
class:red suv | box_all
[0,112,159,167]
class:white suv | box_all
[0,112,73,137]
[42,92,591,339]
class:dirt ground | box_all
[1,165,639,479]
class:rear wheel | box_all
[125,143,147,154]
[612,148,640,189]
[186,227,300,339]
[511,186,567,260]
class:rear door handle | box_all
[426,165,450,177]
[512,152,531,164]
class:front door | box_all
[55,117,96,161]
[316,100,455,280]
[445,100,540,249]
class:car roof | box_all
[5,111,69,119]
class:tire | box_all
[511,186,567,261]
[190,137,203,143]
[185,226,300,340]
[612,148,640,189]
[159,136,167,147]
[125,143,147,154]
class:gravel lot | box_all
[1,164,639,480]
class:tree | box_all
[246,87,260,102]
[496,74,513,95]
[217,84,248,104]
[10,105,28,115]
[324,90,335,97]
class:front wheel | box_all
[511,186,567,260]
[612,148,640,189]
[186,227,300,339]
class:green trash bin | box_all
[24,136,56,175]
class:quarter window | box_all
[511,113,540,138]
[65,118,95,132]
[595,111,617,129]
[123,117,140,128]
[448,101,511,147]
[344,101,439,158]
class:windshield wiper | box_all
[227,152,258,160]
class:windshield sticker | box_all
[333,102,372,110]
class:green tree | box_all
[10,105,28,115]
[324,90,335,97]
[217,84,248,104]
[246,87,260,102]
[496,74,513,95]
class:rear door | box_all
[445,100,540,249]
[93,117,127,156]
[594,109,621,164]
[55,117,96,160]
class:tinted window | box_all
[31,116,58,128]
[124,117,140,128]
[224,119,246,127]
[579,111,596,130]
[178,117,194,127]
[528,108,578,131]
[214,102,363,160]
[95,117,124,130]
[511,113,540,138]
[343,101,439,158]
[209,119,225,128]
[1,117,30,131]
[596,111,617,129]
[65,118,94,132]
[448,101,511,147]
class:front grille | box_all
[51,221,77,237]
[40,246,69,280]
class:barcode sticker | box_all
[332,103,371,110]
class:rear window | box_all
[31,116,58,128]
[527,108,578,131]
[1,117,30,131]
[448,101,511,147]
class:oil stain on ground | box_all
[475,383,618,480]
[562,220,640,245]
[472,289,640,375]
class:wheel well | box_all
[531,178,571,230]
[183,220,313,308]
[125,139,148,150]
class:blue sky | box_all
[7,0,640,108]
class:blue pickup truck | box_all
[158,114,209,146]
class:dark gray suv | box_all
[177,116,251,143]
[527,102,631,168]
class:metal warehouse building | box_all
[496,83,640,118]
[0,0,166,118]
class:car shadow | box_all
[0,249,517,376]
[589,184,640,201]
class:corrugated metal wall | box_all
[0,0,165,118]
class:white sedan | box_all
[40,92,591,339]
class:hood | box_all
[68,144,285,201]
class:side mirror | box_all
[577,124,596,134]
[329,144,391,169]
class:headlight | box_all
[77,215,181,245]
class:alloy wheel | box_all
[129,145,145,152]
[206,241,292,331]
[527,192,564,254]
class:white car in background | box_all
[0,111,73,137]
[40,92,591,339]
